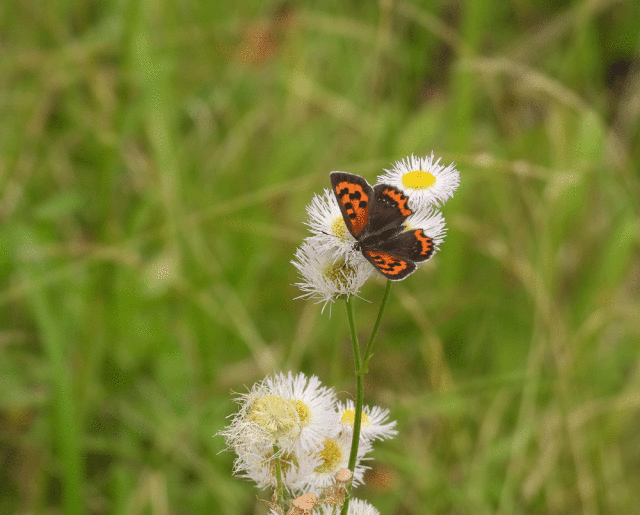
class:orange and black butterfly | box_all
[330,172,434,281]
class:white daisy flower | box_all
[219,373,339,492]
[265,372,341,455]
[377,152,460,209]
[304,188,356,261]
[292,237,374,311]
[218,378,303,454]
[336,400,398,443]
[403,207,447,251]
[317,498,380,515]
[302,432,372,490]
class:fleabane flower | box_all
[218,373,340,492]
[336,400,398,444]
[403,207,447,252]
[219,378,303,454]
[266,372,340,455]
[305,188,356,260]
[292,237,374,311]
[301,432,371,491]
[317,498,380,515]
[377,152,460,209]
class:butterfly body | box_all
[330,172,435,280]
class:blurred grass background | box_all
[1,0,639,514]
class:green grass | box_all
[1,0,639,514]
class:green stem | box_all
[273,446,285,512]
[344,294,363,472]
[340,281,392,515]
[345,294,362,371]
[362,279,392,371]
[348,371,364,472]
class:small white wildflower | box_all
[219,373,338,492]
[317,498,380,515]
[305,188,356,261]
[266,372,341,455]
[336,400,398,443]
[377,152,460,209]
[292,237,374,311]
[302,432,371,490]
[219,378,302,454]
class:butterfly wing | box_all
[365,184,413,235]
[330,173,434,281]
[377,229,435,262]
[361,229,435,281]
[330,172,374,239]
[361,250,416,280]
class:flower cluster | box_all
[292,153,459,309]
[218,372,396,514]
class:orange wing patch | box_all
[381,188,411,217]
[364,250,415,280]
[334,181,370,237]
[413,230,434,259]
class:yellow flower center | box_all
[330,217,350,242]
[248,395,300,441]
[402,170,436,190]
[340,408,371,428]
[293,399,311,428]
[324,260,353,289]
[315,438,343,474]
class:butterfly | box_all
[330,172,435,280]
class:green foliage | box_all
[1,0,639,514]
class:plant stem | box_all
[362,279,392,370]
[346,293,362,373]
[340,280,392,515]
[273,445,285,512]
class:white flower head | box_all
[292,237,374,311]
[403,207,447,252]
[317,498,380,515]
[304,188,356,261]
[336,400,398,444]
[302,432,371,490]
[218,373,341,491]
[265,372,341,455]
[218,378,303,455]
[377,152,460,209]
